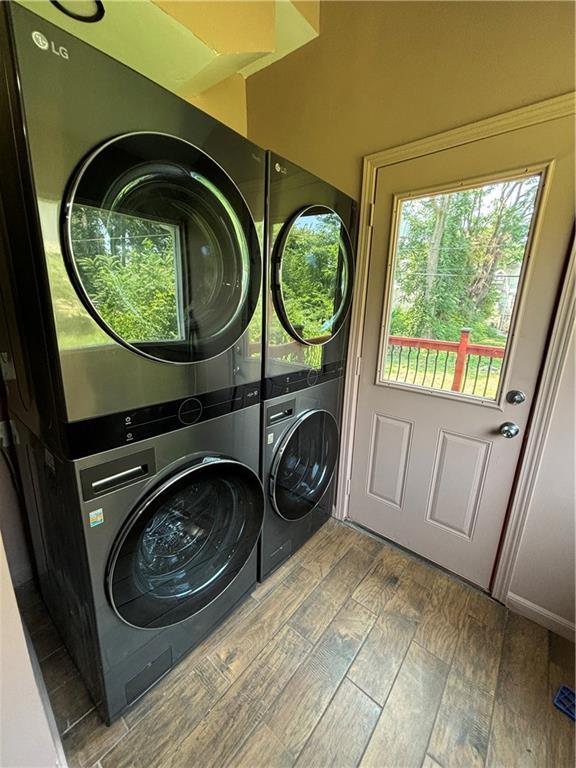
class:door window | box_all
[65,133,261,363]
[107,459,263,628]
[273,206,353,346]
[271,410,339,520]
[379,173,542,400]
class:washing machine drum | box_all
[63,132,261,363]
[107,457,263,629]
[273,205,354,346]
[270,410,339,521]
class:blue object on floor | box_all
[554,685,575,721]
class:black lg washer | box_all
[259,378,343,579]
[14,403,263,723]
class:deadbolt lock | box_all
[506,389,526,405]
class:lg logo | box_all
[31,31,49,50]
[32,30,69,59]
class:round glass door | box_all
[271,410,339,520]
[63,132,261,363]
[273,205,353,346]
[107,458,263,629]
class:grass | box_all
[383,348,503,399]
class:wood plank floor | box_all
[16,520,575,768]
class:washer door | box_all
[270,410,339,521]
[273,205,354,346]
[107,457,263,629]
[63,132,261,363]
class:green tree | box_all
[390,175,539,344]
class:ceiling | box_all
[16,0,319,98]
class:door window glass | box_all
[272,410,339,520]
[108,460,263,629]
[274,207,353,346]
[65,133,261,363]
[379,173,541,400]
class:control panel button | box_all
[178,398,203,425]
[307,368,320,386]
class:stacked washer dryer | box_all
[259,152,356,580]
[0,5,265,723]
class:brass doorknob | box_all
[499,422,520,439]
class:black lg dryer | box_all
[0,5,265,723]
[259,153,356,579]
[263,152,356,399]
[0,4,264,461]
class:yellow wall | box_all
[291,0,320,32]
[246,1,575,198]
[155,1,275,54]
[187,74,248,136]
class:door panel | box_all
[107,458,263,629]
[271,409,339,520]
[64,132,261,363]
[425,430,490,540]
[366,413,412,508]
[272,206,354,345]
[348,115,574,588]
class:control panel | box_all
[66,383,261,459]
[264,360,345,399]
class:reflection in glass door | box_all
[64,133,261,363]
[273,206,354,353]
[71,206,186,345]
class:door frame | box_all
[335,92,575,595]
[491,237,574,602]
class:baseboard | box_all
[23,625,68,767]
[506,592,575,640]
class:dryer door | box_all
[270,410,339,520]
[273,205,354,346]
[107,457,263,629]
[63,132,261,363]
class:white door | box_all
[348,115,574,588]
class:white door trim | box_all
[491,238,575,601]
[505,592,575,640]
[335,92,575,593]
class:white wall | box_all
[0,533,63,767]
[0,452,33,586]
[507,329,575,639]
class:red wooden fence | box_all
[250,329,504,395]
[388,328,504,392]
